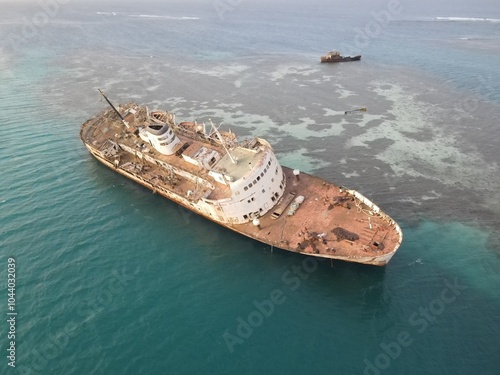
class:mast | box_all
[209,119,237,165]
[98,89,129,128]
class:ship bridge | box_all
[202,141,286,224]
[209,146,261,184]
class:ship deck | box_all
[226,167,402,265]
[80,106,231,199]
[81,104,402,266]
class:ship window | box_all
[268,160,271,166]
[253,179,257,185]
[271,178,274,182]
[243,214,248,220]
[271,196,276,202]
[252,197,255,201]
[262,189,265,193]
[249,183,253,188]
[244,186,248,191]
[257,176,260,181]
[275,167,278,174]
[260,172,264,177]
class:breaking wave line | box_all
[129,14,200,20]
[95,12,199,20]
[435,17,500,23]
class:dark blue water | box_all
[1,1,500,374]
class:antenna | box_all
[98,89,129,128]
[209,119,237,165]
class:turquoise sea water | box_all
[1,0,500,374]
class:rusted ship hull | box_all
[81,114,402,266]
[321,55,361,63]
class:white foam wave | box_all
[435,16,500,23]
[95,12,199,20]
[129,14,199,20]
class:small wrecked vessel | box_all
[321,50,361,63]
[80,90,402,266]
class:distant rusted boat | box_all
[80,90,402,266]
[321,51,361,63]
